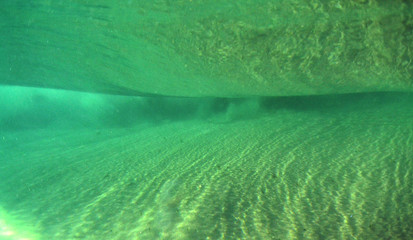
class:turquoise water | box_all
[1,1,413,239]
[0,87,412,239]
[1,1,413,96]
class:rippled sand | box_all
[1,94,412,240]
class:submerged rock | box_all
[1,0,412,97]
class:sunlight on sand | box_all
[0,207,39,240]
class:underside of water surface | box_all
[1,0,413,97]
[0,1,413,240]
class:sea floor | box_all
[0,93,412,240]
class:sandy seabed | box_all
[0,94,412,240]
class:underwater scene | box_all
[1,1,413,240]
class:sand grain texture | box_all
[1,94,412,239]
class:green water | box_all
[1,0,413,96]
[0,88,412,239]
[1,1,413,240]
